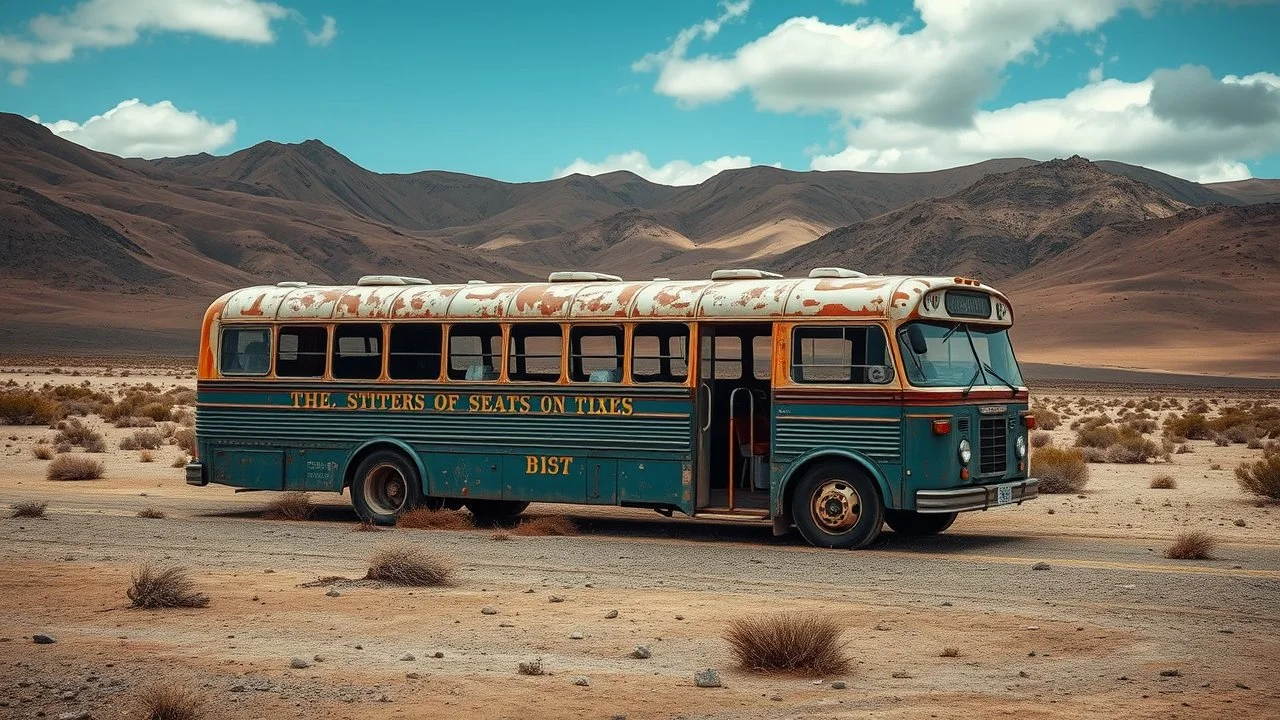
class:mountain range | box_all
[0,112,1276,375]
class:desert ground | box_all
[1,361,1278,720]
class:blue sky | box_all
[1,0,1278,184]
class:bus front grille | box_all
[978,417,1007,475]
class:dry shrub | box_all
[397,508,474,530]
[114,415,157,429]
[1236,451,1280,500]
[1188,399,1211,414]
[133,683,204,720]
[1248,438,1265,450]
[1031,407,1060,430]
[172,408,196,427]
[353,520,384,532]
[1075,424,1124,449]
[1213,434,1231,447]
[47,454,105,481]
[1104,434,1161,464]
[724,613,850,675]
[1149,474,1176,489]
[512,515,578,536]
[1164,413,1213,440]
[121,428,164,451]
[54,417,103,447]
[53,440,72,454]
[517,658,546,676]
[139,449,156,463]
[11,500,47,518]
[491,530,511,541]
[1164,531,1217,560]
[83,435,107,453]
[138,506,166,519]
[1175,444,1192,454]
[170,456,188,468]
[173,428,196,455]
[1030,431,1052,449]
[1070,415,1111,432]
[31,444,55,460]
[0,390,62,425]
[127,562,210,608]
[262,492,313,521]
[1124,419,1159,435]
[155,421,177,438]
[364,542,455,586]
[940,647,960,658]
[1031,446,1089,493]
[104,391,175,422]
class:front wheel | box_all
[350,450,423,525]
[464,499,530,526]
[791,460,884,549]
[885,510,957,536]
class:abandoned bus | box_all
[188,268,1037,549]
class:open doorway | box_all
[695,323,774,512]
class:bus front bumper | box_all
[185,461,207,487]
[915,478,1037,513]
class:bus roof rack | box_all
[710,268,783,280]
[275,281,309,287]
[548,271,623,282]
[355,275,432,286]
[809,267,868,279]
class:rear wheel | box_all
[791,460,884,549]
[885,509,957,536]
[464,499,530,526]
[350,450,422,525]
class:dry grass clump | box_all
[139,449,156,463]
[171,456,188,468]
[104,389,175,423]
[1236,449,1280,501]
[1149,474,1176,489]
[1070,414,1111,432]
[262,491,314,521]
[397,508,474,530]
[127,562,210,608]
[133,683,204,720]
[1031,407,1060,430]
[113,415,157,428]
[1030,431,1052,449]
[138,506,166,519]
[353,520,384,532]
[940,647,960,657]
[1124,418,1159,435]
[83,435,107,453]
[1104,433,1161,464]
[1164,412,1213,440]
[0,390,62,425]
[491,530,511,541]
[11,500,48,518]
[364,542,455,586]
[724,613,851,675]
[173,428,196,455]
[1031,446,1089,493]
[54,417,103,447]
[46,454,105,481]
[120,428,164,451]
[512,515,578,536]
[31,444,55,460]
[517,658,546,676]
[1164,531,1218,560]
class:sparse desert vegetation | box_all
[364,542,456,586]
[397,507,474,530]
[46,454,105,481]
[512,515,578,536]
[262,491,314,521]
[31,444,54,460]
[11,499,48,517]
[132,683,204,720]
[1235,448,1280,501]
[1149,474,1177,489]
[127,562,210,608]
[1031,446,1089,493]
[1164,531,1218,560]
[138,506,166,519]
[724,613,850,675]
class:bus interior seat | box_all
[465,364,499,381]
[588,368,622,383]
[240,341,269,374]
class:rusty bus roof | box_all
[213,275,1013,324]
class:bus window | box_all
[708,335,743,379]
[791,326,894,384]
[752,334,772,380]
[448,323,502,381]
[632,323,689,383]
[220,327,271,376]
[508,324,563,382]
[332,324,383,380]
[277,326,328,378]
[388,324,443,380]
[570,326,623,382]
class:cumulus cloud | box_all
[632,0,750,75]
[305,15,337,47]
[554,151,765,186]
[808,69,1280,183]
[34,98,237,158]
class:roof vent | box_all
[275,281,309,288]
[356,275,432,286]
[652,277,670,281]
[467,279,488,284]
[809,267,867,279]
[548,271,622,282]
[711,268,783,280]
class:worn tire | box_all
[885,509,957,536]
[464,499,530,526]
[350,450,423,525]
[791,460,884,549]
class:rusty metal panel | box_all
[570,282,646,318]
[506,283,580,319]
[277,287,347,320]
[887,278,935,321]
[222,286,294,321]
[445,283,524,319]
[631,281,714,318]
[390,285,462,319]
[783,277,901,318]
[333,286,405,319]
[696,279,797,318]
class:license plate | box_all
[996,484,1013,506]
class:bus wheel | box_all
[885,510,957,536]
[351,450,422,525]
[464,499,530,526]
[792,460,884,549]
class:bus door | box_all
[695,323,773,511]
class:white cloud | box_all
[554,151,767,186]
[34,98,237,158]
[809,69,1280,183]
[632,0,750,74]
[7,67,28,86]
[305,15,337,47]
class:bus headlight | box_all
[958,439,972,464]
[1016,435,1027,459]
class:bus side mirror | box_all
[905,325,928,355]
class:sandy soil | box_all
[1,367,1278,719]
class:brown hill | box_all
[1205,178,1280,205]
[778,156,1189,282]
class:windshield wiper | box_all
[960,324,989,397]
[982,361,1019,397]
[961,367,983,397]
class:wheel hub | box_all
[812,480,861,533]
[365,464,408,515]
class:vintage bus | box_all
[188,268,1037,549]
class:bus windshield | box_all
[897,321,1024,390]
